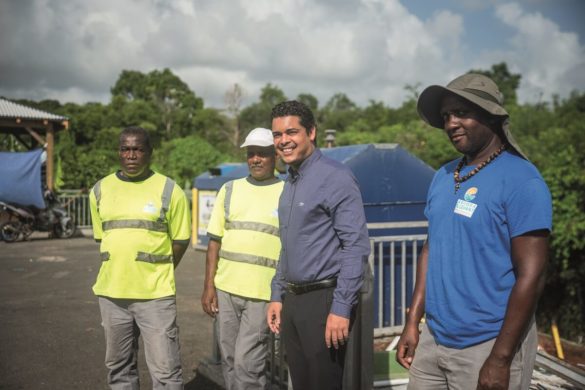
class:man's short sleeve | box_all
[506,177,552,237]
[167,184,191,241]
[206,184,227,239]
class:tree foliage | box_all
[239,83,287,138]
[153,135,229,188]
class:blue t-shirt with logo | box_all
[424,151,552,348]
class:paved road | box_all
[0,235,222,390]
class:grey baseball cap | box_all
[417,73,527,160]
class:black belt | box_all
[286,277,337,295]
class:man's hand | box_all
[477,355,511,390]
[267,302,282,334]
[325,313,349,349]
[201,285,218,317]
[395,323,420,369]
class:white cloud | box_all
[0,0,582,110]
[483,2,585,102]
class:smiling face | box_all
[271,115,316,169]
[246,145,276,181]
[440,94,502,164]
[118,133,152,179]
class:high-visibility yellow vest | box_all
[207,176,283,301]
[90,172,191,299]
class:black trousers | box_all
[282,286,351,390]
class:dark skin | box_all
[201,239,220,317]
[171,242,188,269]
[115,133,188,268]
[200,146,277,317]
[118,134,152,180]
[396,95,550,389]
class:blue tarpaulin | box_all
[0,149,45,209]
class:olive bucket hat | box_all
[417,73,528,159]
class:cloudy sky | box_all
[0,0,583,109]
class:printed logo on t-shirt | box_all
[464,187,478,201]
[143,201,158,214]
[454,199,477,218]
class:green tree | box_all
[110,68,204,140]
[240,83,287,139]
[360,100,392,131]
[522,93,585,340]
[320,93,359,134]
[297,93,319,111]
[153,135,230,189]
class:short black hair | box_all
[271,100,316,135]
[119,126,153,153]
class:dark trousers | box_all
[281,286,348,390]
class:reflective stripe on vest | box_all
[136,252,173,263]
[224,180,234,222]
[224,221,279,237]
[102,219,168,232]
[219,249,278,269]
[158,177,175,222]
[220,180,279,268]
[93,179,103,213]
[95,177,175,233]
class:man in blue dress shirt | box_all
[266,100,370,390]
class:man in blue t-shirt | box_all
[396,74,552,390]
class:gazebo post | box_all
[46,121,54,191]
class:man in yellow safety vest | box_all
[90,126,191,389]
[201,128,284,390]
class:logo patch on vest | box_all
[143,201,158,214]
[454,199,477,218]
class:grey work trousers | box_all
[98,296,183,390]
[217,289,269,390]
[408,321,537,390]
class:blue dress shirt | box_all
[270,148,370,318]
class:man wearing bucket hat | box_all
[396,74,552,389]
[201,128,284,389]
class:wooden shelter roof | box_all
[0,98,68,131]
[0,98,69,191]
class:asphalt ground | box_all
[0,235,222,390]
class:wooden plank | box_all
[24,127,46,145]
[46,123,54,191]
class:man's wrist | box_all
[330,300,351,319]
[270,292,283,302]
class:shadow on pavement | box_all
[185,373,223,390]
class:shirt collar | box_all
[246,175,280,186]
[288,148,322,181]
[115,169,154,182]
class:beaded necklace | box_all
[454,144,506,194]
